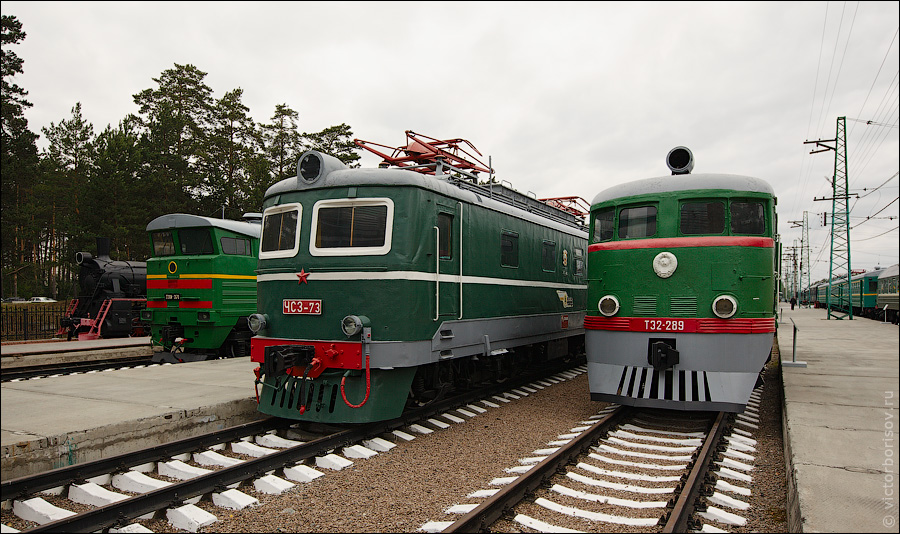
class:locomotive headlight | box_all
[341,315,371,337]
[140,310,152,321]
[248,313,268,333]
[197,312,211,321]
[598,295,620,317]
[712,295,738,319]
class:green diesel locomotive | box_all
[586,147,778,412]
[249,133,588,423]
[144,213,261,362]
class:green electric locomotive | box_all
[144,213,261,362]
[586,147,778,412]
[249,133,588,423]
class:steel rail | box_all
[1,418,291,501]
[661,410,728,533]
[443,405,630,533]
[1,355,154,381]
[13,358,585,533]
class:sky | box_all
[4,1,899,286]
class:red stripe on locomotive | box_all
[147,278,213,289]
[588,236,774,252]
[585,316,776,333]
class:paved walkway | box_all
[1,357,262,479]
[778,302,898,533]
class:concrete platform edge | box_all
[1,398,265,480]
[780,336,804,533]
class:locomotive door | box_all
[435,206,461,319]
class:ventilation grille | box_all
[670,296,698,316]
[633,296,657,316]
[267,376,338,414]
[615,366,711,403]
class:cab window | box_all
[179,228,214,255]
[152,231,176,256]
[260,203,302,259]
[618,206,657,239]
[680,201,725,235]
[310,198,393,256]
[731,201,766,235]
[593,208,614,242]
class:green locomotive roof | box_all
[146,213,261,238]
[591,173,775,206]
[265,153,587,237]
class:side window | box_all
[593,208,614,242]
[619,206,657,239]
[260,203,302,259]
[542,241,556,272]
[500,230,519,268]
[179,228,214,255]
[680,201,725,235]
[438,213,452,260]
[152,231,175,256]
[574,248,585,277]
[310,198,393,256]
[221,237,251,255]
[731,200,766,235]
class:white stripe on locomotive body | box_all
[257,271,587,291]
[591,173,775,205]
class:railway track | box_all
[425,388,764,533]
[1,355,156,382]
[1,358,586,533]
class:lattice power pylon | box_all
[804,116,852,319]
[801,211,811,306]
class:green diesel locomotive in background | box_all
[145,213,261,362]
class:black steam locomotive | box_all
[58,238,148,340]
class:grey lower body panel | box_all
[586,330,771,412]
[367,312,585,368]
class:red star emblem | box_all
[297,268,310,284]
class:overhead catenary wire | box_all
[854,225,899,241]
[851,196,899,229]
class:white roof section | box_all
[591,173,775,206]
[878,263,899,280]
[146,213,261,238]
[265,160,587,238]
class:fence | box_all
[0,303,69,342]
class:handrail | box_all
[458,202,464,320]
[434,226,440,321]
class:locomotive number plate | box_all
[165,293,181,301]
[643,319,685,331]
[283,299,322,315]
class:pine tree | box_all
[1,15,40,298]
[302,123,361,167]
[132,63,214,212]
[263,103,303,182]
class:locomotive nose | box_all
[666,146,694,175]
